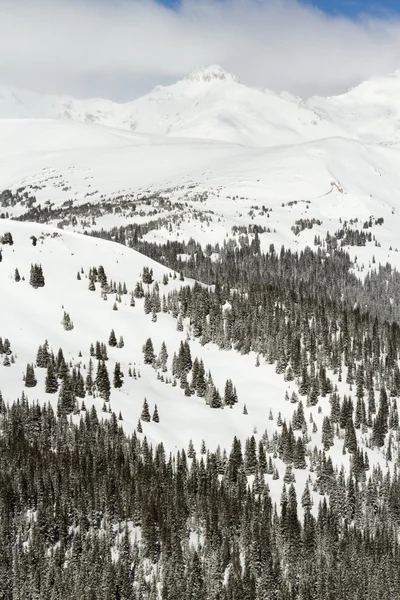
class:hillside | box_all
[2,120,400,278]
[307,70,400,144]
[0,66,343,147]
[3,67,400,598]
[0,218,392,489]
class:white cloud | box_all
[1,0,400,100]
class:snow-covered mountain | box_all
[6,66,400,147]
[307,70,400,144]
[0,65,344,147]
[5,65,400,597]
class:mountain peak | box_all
[186,65,239,84]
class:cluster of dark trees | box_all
[0,397,400,599]
[29,263,45,288]
[6,211,400,596]
[0,336,13,367]
[326,227,374,249]
[291,218,322,236]
[87,226,400,456]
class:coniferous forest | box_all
[4,228,400,598]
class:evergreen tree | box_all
[108,329,117,347]
[29,264,45,288]
[45,362,58,394]
[141,398,151,422]
[96,361,111,401]
[58,370,75,415]
[143,338,155,365]
[152,405,159,423]
[24,363,37,387]
[113,362,123,388]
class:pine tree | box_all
[29,264,45,288]
[96,361,111,401]
[61,311,74,331]
[187,439,196,458]
[159,342,168,372]
[141,398,151,422]
[321,416,334,450]
[152,405,159,422]
[113,362,123,388]
[45,362,58,393]
[142,338,155,365]
[74,370,85,398]
[24,363,37,387]
[108,329,117,347]
[58,371,75,415]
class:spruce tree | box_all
[141,398,151,422]
[113,362,123,388]
[152,405,159,423]
[24,364,37,387]
[45,363,58,394]
[96,361,111,401]
[143,338,155,365]
[108,329,117,347]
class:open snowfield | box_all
[2,67,400,274]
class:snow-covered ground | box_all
[0,220,391,511]
[1,66,400,507]
[0,65,344,147]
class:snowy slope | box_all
[2,118,400,279]
[0,119,248,213]
[307,70,400,144]
[0,66,343,147]
[0,220,390,511]
[2,68,400,510]
[6,67,400,148]
[0,84,139,131]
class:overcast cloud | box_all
[1,0,400,100]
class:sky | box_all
[305,0,398,17]
[1,0,400,101]
[160,0,400,18]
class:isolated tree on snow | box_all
[2,231,13,245]
[61,311,74,331]
[152,405,159,423]
[141,398,151,422]
[159,342,168,372]
[29,264,45,288]
[108,329,117,347]
[143,338,155,365]
[113,362,123,388]
[24,364,37,388]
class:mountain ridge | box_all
[0,66,344,147]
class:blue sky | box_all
[305,0,398,17]
[158,0,399,18]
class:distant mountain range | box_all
[3,65,400,146]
